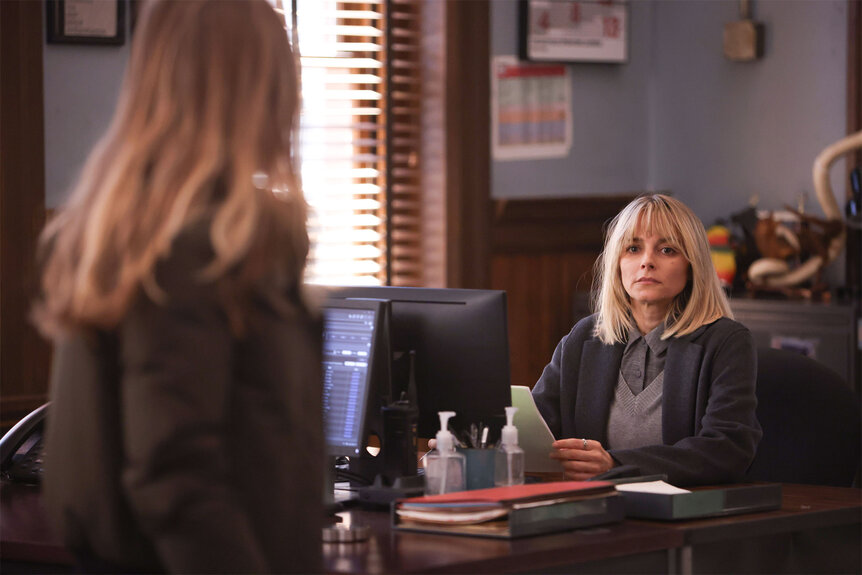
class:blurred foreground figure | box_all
[35,1,323,572]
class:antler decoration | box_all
[747,130,861,288]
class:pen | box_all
[480,426,489,449]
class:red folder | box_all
[400,481,614,506]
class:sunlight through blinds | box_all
[275,0,423,286]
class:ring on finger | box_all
[582,438,588,450]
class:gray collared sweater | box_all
[532,314,761,486]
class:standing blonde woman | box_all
[533,194,761,486]
[35,1,322,572]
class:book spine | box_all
[509,494,624,537]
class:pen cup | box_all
[458,448,496,490]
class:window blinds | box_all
[387,0,423,286]
[279,0,424,286]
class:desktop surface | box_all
[321,483,860,574]
[1,481,859,574]
[326,505,679,574]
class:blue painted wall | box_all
[43,18,129,208]
[493,0,656,199]
[647,0,847,227]
[491,0,848,284]
[43,1,850,283]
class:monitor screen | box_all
[327,287,511,440]
[321,299,387,456]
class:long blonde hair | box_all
[36,0,307,335]
[592,194,732,344]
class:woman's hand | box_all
[550,438,615,480]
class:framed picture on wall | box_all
[519,0,627,63]
[46,0,126,45]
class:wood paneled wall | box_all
[489,196,635,388]
[1,1,51,427]
[444,0,491,290]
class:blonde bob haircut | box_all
[36,0,307,336]
[592,194,732,345]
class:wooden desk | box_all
[652,484,862,575]
[0,482,73,570]
[323,484,861,574]
[2,482,859,574]
[325,508,680,574]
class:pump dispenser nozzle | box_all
[425,411,465,495]
[435,411,457,453]
[501,406,519,446]
[495,406,524,486]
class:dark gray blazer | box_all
[532,314,761,486]
[44,223,324,573]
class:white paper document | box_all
[614,481,690,495]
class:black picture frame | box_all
[46,0,126,45]
[519,0,628,64]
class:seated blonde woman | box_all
[533,194,761,486]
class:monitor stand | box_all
[357,473,424,507]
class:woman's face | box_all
[619,229,690,314]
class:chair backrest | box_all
[744,347,860,487]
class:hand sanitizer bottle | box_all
[424,411,466,495]
[495,406,525,486]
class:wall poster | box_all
[491,56,572,161]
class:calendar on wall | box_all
[520,0,627,63]
[491,56,572,161]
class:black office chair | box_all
[745,347,861,487]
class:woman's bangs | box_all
[633,205,685,252]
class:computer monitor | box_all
[321,298,389,457]
[327,287,511,441]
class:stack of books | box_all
[392,481,624,538]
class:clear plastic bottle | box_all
[495,406,525,486]
[424,411,466,495]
